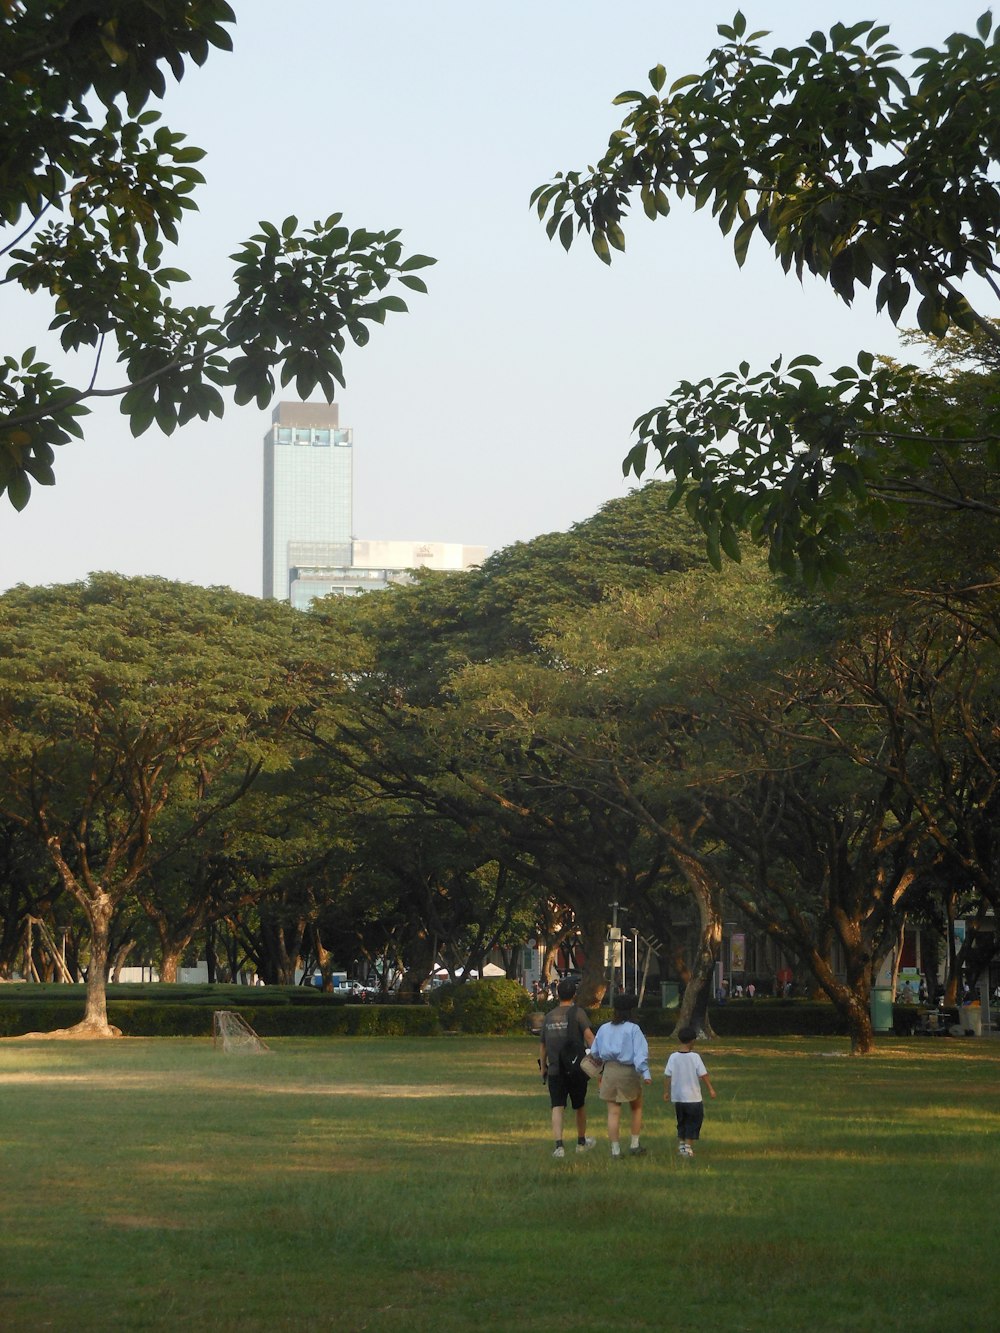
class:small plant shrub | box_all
[430,978,530,1034]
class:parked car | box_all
[335,979,372,1002]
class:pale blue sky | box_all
[0,1,992,595]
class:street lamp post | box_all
[608,901,620,1008]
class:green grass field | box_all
[0,1033,996,1331]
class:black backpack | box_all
[558,1006,586,1076]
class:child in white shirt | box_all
[664,1025,716,1158]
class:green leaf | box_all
[400,254,437,272]
[559,214,575,252]
[649,64,666,92]
[592,231,611,264]
[916,294,948,337]
[706,526,722,571]
[733,216,756,267]
[6,471,30,511]
[719,523,742,562]
[976,10,992,39]
[887,278,910,325]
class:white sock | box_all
[630,1135,640,1149]
[611,1143,621,1156]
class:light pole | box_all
[608,901,620,1007]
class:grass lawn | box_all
[0,1032,997,1332]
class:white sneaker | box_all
[576,1137,596,1153]
[552,1145,565,1158]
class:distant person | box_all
[746,982,756,1001]
[664,1025,716,1159]
[539,978,597,1158]
[590,991,652,1158]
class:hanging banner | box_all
[731,932,746,972]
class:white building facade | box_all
[263,401,485,607]
[262,402,353,601]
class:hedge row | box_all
[0,1001,441,1038]
[706,1001,848,1037]
[0,986,855,1040]
[526,1000,849,1039]
[0,982,346,1008]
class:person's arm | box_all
[635,1027,652,1082]
[580,1008,596,1048]
[538,1036,547,1080]
[663,1073,672,1102]
[700,1070,717,1099]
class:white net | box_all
[212,1009,269,1054]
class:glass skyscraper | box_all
[262,401,353,601]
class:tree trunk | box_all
[314,928,335,992]
[673,851,722,1038]
[110,937,136,982]
[206,922,218,984]
[574,909,608,1008]
[159,949,181,983]
[843,991,876,1055]
[71,893,121,1037]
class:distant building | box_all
[263,401,485,607]
[289,539,487,610]
[262,402,353,601]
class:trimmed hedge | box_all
[706,1000,848,1038]
[0,985,852,1039]
[551,1001,849,1040]
[0,999,443,1038]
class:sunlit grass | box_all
[0,1035,998,1330]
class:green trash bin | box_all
[870,985,894,1034]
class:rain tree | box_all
[0,1,433,508]
[0,575,322,1033]
[533,11,1000,581]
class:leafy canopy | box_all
[532,11,1000,582]
[0,2,434,509]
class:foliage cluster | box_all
[0,2,433,508]
[3,8,1000,1060]
[533,10,1000,583]
[430,977,532,1034]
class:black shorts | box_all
[674,1101,705,1140]
[547,1069,588,1109]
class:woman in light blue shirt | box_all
[590,991,652,1158]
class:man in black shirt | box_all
[539,978,597,1158]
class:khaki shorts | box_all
[599,1060,642,1104]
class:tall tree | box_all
[0,1,433,507]
[0,575,321,1033]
